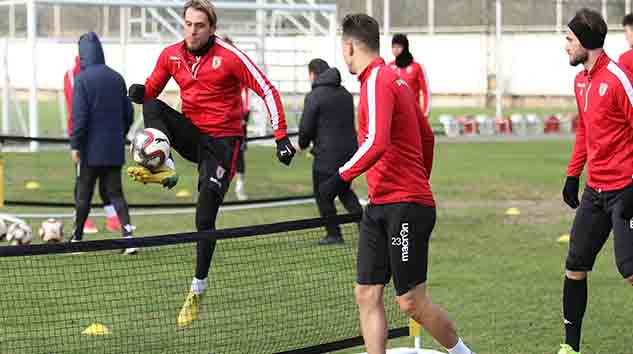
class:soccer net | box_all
[0,214,411,354]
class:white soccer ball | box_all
[131,128,170,170]
[0,219,7,241]
[38,218,64,243]
[6,222,33,246]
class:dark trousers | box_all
[73,166,131,240]
[74,163,111,206]
[143,99,241,280]
[313,169,363,237]
[566,185,633,278]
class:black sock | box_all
[563,276,587,352]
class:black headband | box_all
[568,16,605,50]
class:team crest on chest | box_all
[212,56,222,69]
[406,66,413,74]
[599,82,608,96]
[216,165,225,179]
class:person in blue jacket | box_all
[69,32,136,254]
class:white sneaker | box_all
[235,180,248,201]
[123,247,138,255]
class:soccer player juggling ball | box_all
[319,14,475,354]
[559,8,633,354]
[126,0,295,328]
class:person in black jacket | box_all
[299,58,362,245]
[69,32,136,254]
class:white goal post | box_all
[0,0,338,150]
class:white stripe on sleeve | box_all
[608,61,633,107]
[339,66,381,175]
[216,38,280,130]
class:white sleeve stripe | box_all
[68,69,74,89]
[216,37,280,130]
[607,61,633,107]
[339,66,381,175]
[419,62,431,116]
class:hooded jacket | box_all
[298,67,358,173]
[70,32,133,167]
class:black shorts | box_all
[566,185,633,278]
[357,202,436,296]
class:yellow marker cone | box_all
[409,318,421,337]
[25,181,40,190]
[505,207,521,216]
[176,189,192,198]
[82,323,111,336]
[558,234,571,243]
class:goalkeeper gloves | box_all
[319,173,349,202]
[275,136,296,166]
[128,84,145,104]
[562,176,580,209]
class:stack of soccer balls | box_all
[131,128,171,170]
[0,218,64,245]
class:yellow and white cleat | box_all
[557,344,580,354]
[127,165,178,189]
[177,291,201,328]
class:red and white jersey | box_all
[388,60,431,117]
[618,48,633,75]
[143,36,287,139]
[339,57,435,207]
[63,56,81,136]
[567,52,633,191]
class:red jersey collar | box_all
[358,57,386,83]
[583,51,610,78]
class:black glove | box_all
[128,84,146,104]
[275,136,296,166]
[319,173,349,202]
[620,182,633,220]
[562,176,580,209]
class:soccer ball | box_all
[38,218,64,243]
[6,223,33,246]
[0,219,7,241]
[131,128,170,170]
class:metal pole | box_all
[627,0,632,15]
[256,0,266,71]
[9,4,15,38]
[428,0,434,35]
[495,0,502,119]
[1,39,9,135]
[601,0,607,23]
[120,7,128,78]
[103,6,110,37]
[329,11,337,68]
[383,0,390,38]
[141,8,147,38]
[556,0,562,33]
[53,5,61,37]
[366,0,372,16]
[27,0,38,151]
